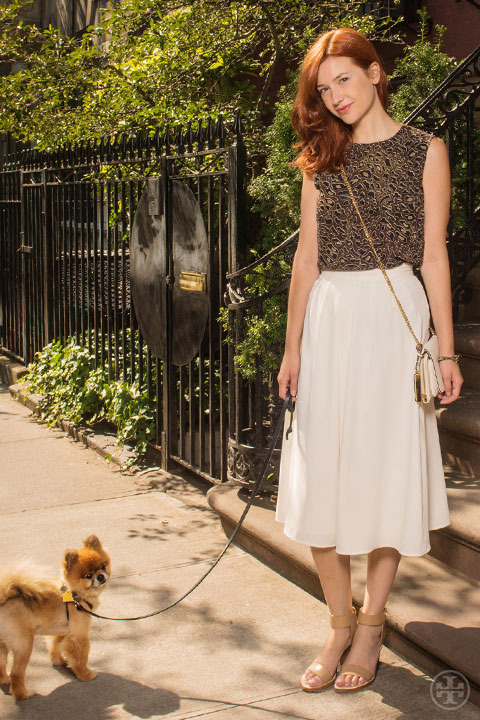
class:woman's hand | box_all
[277,350,301,402]
[437,360,463,404]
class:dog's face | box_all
[63,535,111,598]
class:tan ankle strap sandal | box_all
[334,605,386,693]
[301,605,358,693]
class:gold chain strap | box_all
[339,162,424,353]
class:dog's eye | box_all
[101,564,106,570]
[85,573,93,579]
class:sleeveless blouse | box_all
[313,124,435,271]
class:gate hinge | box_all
[17,233,33,254]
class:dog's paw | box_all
[74,668,98,682]
[50,655,65,667]
[0,674,10,684]
[11,687,35,701]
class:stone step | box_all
[460,266,480,322]
[0,354,27,386]
[466,265,480,290]
[453,322,480,391]
[436,389,480,477]
[429,475,480,584]
[207,482,480,707]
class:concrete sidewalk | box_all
[0,384,478,719]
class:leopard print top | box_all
[313,124,435,271]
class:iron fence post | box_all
[42,168,54,347]
[227,135,247,477]
[160,155,176,471]
[20,170,29,364]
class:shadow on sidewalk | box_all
[1,672,179,718]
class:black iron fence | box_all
[0,115,246,484]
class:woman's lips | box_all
[338,103,352,114]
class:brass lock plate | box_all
[179,271,206,293]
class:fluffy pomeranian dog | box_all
[0,535,110,700]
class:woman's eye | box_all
[317,76,348,94]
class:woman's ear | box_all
[368,61,381,85]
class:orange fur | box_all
[0,566,57,607]
[0,535,110,700]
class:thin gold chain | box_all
[339,163,423,353]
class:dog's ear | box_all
[83,535,102,550]
[64,550,79,570]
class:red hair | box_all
[291,27,390,174]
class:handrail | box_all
[455,0,480,11]
[402,44,480,123]
[226,229,298,280]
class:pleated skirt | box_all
[275,262,451,557]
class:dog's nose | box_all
[97,574,105,584]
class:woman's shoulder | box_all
[400,123,436,149]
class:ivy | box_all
[20,337,156,468]
[101,379,156,461]
[20,331,222,467]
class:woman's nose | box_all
[331,91,345,108]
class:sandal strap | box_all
[329,606,357,629]
[357,606,385,626]
[337,663,375,682]
[305,662,334,684]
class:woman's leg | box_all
[302,546,354,688]
[335,547,401,688]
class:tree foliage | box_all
[388,7,457,121]
[0,0,402,151]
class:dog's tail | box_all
[0,563,58,606]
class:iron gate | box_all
[0,116,247,483]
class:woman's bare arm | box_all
[420,136,463,402]
[284,171,321,353]
[277,170,320,400]
[420,136,453,353]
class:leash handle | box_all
[72,387,295,621]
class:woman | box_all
[276,27,463,694]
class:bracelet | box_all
[438,354,461,363]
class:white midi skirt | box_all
[275,262,451,557]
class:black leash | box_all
[71,387,295,621]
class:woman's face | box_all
[315,55,379,125]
